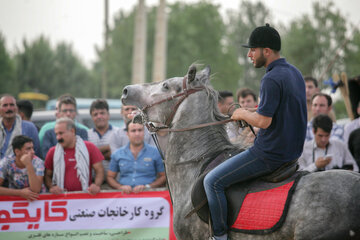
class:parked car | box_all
[31,108,124,131]
[45,98,122,110]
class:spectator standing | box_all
[0,95,41,159]
[16,99,34,121]
[344,101,360,143]
[0,135,45,200]
[109,105,154,153]
[236,88,258,109]
[41,95,88,158]
[304,76,319,121]
[305,93,344,141]
[38,94,89,150]
[217,91,234,116]
[229,88,259,146]
[87,99,119,181]
[107,121,165,194]
[299,114,358,172]
[44,118,104,195]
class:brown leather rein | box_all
[141,76,236,133]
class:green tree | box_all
[53,43,95,97]
[226,1,272,92]
[15,36,93,98]
[94,1,242,97]
[0,33,17,95]
[166,1,241,91]
[344,29,360,78]
[93,10,135,98]
[15,36,56,95]
[282,1,348,84]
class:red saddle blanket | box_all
[190,169,303,235]
[231,180,294,231]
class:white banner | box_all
[0,191,176,240]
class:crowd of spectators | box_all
[0,94,166,200]
[0,77,359,200]
[221,77,359,173]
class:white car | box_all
[31,108,124,131]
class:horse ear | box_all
[202,65,211,77]
[187,65,197,83]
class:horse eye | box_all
[162,83,169,90]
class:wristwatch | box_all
[145,184,151,189]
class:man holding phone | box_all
[299,114,358,172]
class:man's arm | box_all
[44,169,63,194]
[132,172,166,193]
[92,162,104,186]
[98,145,111,160]
[87,162,104,195]
[149,172,166,188]
[106,170,122,189]
[21,154,43,193]
[342,144,359,172]
[231,108,272,129]
[0,178,38,201]
[106,170,132,193]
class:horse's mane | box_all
[202,75,230,122]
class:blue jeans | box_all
[204,149,281,236]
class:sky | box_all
[0,0,359,67]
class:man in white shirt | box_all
[109,105,154,154]
[299,114,358,172]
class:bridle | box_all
[141,76,234,133]
[141,76,207,127]
[138,75,255,206]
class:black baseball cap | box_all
[242,23,281,51]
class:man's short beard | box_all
[255,50,266,68]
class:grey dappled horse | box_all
[122,65,360,240]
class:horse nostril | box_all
[122,88,128,98]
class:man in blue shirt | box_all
[42,95,88,158]
[107,121,165,194]
[0,95,41,159]
[204,24,307,240]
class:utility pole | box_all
[131,0,147,84]
[152,0,167,83]
[102,0,109,98]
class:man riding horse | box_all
[204,24,307,240]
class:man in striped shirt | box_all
[87,99,119,180]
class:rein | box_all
[141,76,206,127]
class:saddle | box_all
[188,150,303,234]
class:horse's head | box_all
[121,65,218,126]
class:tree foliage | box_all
[0,33,17,95]
[226,1,271,92]
[0,0,359,112]
[94,1,242,97]
[14,36,93,99]
[166,1,242,91]
[344,29,360,78]
[282,1,348,84]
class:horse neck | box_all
[165,101,233,171]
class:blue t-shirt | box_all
[109,143,164,187]
[0,120,41,159]
[250,58,307,164]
